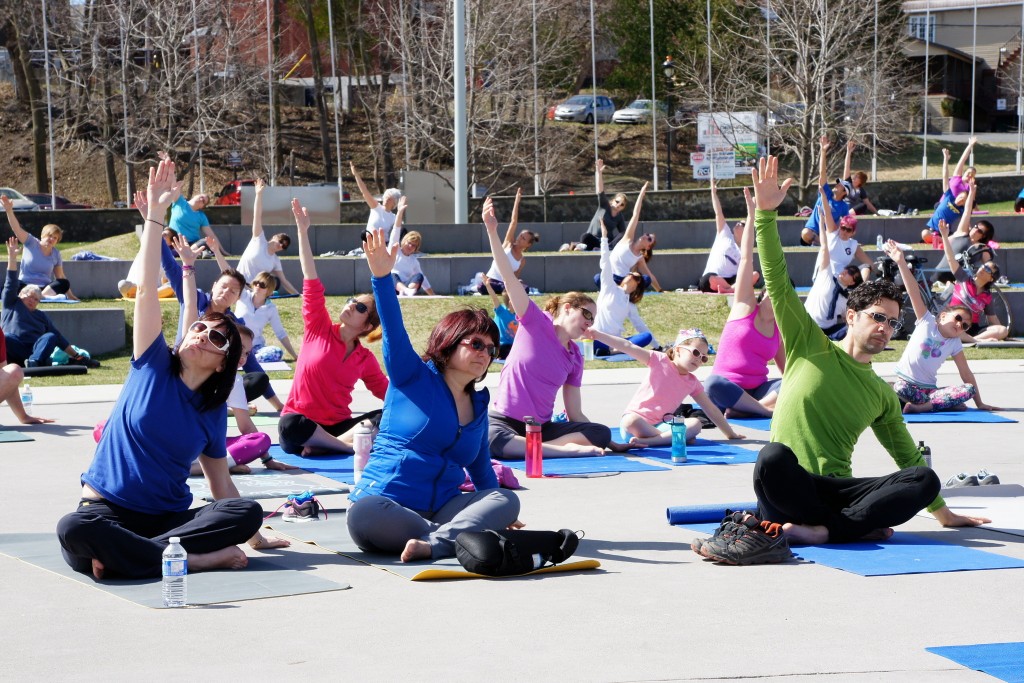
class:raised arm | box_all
[203,232,230,273]
[135,157,181,358]
[941,148,951,193]
[817,135,830,188]
[273,268,300,296]
[292,199,318,281]
[503,187,521,249]
[171,234,199,330]
[953,135,977,178]
[710,178,726,232]
[938,219,959,277]
[815,198,833,276]
[388,195,408,248]
[483,196,529,315]
[620,182,649,245]
[482,276,502,310]
[953,178,976,237]
[594,158,607,194]
[582,327,652,364]
[4,238,18,307]
[818,184,839,237]
[0,196,30,243]
[250,178,265,239]
[349,161,379,209]
[843,140,854,181]
[884,240,927,320]
[733,187,758,307]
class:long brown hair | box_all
[543,292,595,319]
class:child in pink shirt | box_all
[585,327,745,446]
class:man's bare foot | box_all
[189,546,248,572]
[400,539,431,563]
[781,522,829,545]
[902,401,933,414]
[859,527,894,541]
[91,558,105,580]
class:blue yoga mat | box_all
[598,353,635,362]
[266,446,355,485]
[666,503,759,525]
[505,455,669,475]
[727,416,773,431]
[678,523,1024,575]
[926,642,1024,683]
[612,429,759,466]
[903,409,1017,424]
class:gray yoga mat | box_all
[0,431,34,443]
[0,533,350,608]
[187,470,349,502]
[918,484,1024,539]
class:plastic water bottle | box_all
[918,440,932,469]
[20,384,32,416]
[162,537,187,608]
[670,418,688,464]
[524,416,543,478]
[876,234,884,251]
[352,421,373,483]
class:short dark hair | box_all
[626,272,647,304]
[975,220,995,242]
[170,311,242,412]
[846,279,902,313]
[217,268,247,295]
[422,308,499,390]
[272,232,291,249]
[843,264,864,288]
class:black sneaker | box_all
[691,510,757,558]
[72,356,101,369]
[703,519,794,566]
[689,409,715,430]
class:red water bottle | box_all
[524,416,543,478]
[931,231,942,249]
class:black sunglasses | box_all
[860,310,903,331]
[952,313,969,329]
[252,281,267,289]
[460,337,497,358]
[576,307,594,322]
[348,297,369,314]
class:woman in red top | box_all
[277,200,389,455]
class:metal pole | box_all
[119,14,131,203]
[401,0,411,171]
[1017,3,1023,173]
[766,0,771,157]
[970,0,977,166]
[41,0,56,205]
[266,0,276,185]
[871,0,878,181]
[589,0,598,170]
[532,0,540,195]
[649,0,659,190]
[922,0,931,179]
[191,0,204,192]
[453,0,467,223]
[326,0,344,199]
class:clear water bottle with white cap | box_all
[162,537,188,608]
[20,384,32,416]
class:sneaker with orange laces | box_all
[703,518,794,566]
[691,510,754,558]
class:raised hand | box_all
[254,178,265,194]
[205,233,221,255]
[146,156,180,217]
[482,196,499,234]
[751,156,793,211]
[636,181,650,201]
[363,227,396,277]
[743,186,755,215]
[291,198,311,233]
[937,219,950,238]
[133,190,148,220]
[396,195,408,213]
[596,158,606,174]
[0,195,12,212]
[968,135,978,147]
[6,236,18,264]
[847,140,856,153]
[819,134,830,150]
[171,234,196,267]
[942,148,951,161]
[883,239,906,265]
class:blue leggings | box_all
[594,332,652,356]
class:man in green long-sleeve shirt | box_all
[704,157,989,563]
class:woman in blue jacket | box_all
[347,228,521,563]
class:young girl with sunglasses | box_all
[348,226,520,563]
[57,156,287,581]
[277,200,389,456]
[234,271,298,362]
[885,240,996,413]
[483,197,630,458]
[585,327,744,447]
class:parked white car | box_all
[0,188,39,211]
[612,99,669,124]
[554,95,615,124]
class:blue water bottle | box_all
[670,418,688,464]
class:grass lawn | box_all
[25,291,1024,387]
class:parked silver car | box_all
[612,99,669,124]
[0,188,40,211]
[554,95,615,124]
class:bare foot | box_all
[902,401,933,414]
[557,443,605,456]
[781,522,829,545]
[189,546,248,572]
[606,439,644,452]
[92,558,105,580]
[228,464,252,474]
[859,527,894,541]
[400,539,431,563]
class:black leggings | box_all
[752,442,940,543]
[278,409,383,455]
[56,497,263,579]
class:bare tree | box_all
[668,0,914,201]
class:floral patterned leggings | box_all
[893,379,975,411]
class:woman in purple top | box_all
[482,197,632,458]
[705,189,786,417]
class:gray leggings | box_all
[346,489,521,560]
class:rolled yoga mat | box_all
[666,503,759,525]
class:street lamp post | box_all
[662,57,678,190]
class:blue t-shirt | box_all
[81,335,228,514]
[493,304,518,346]
[169,196,210,242]
[804,184,848,235]
[20,234,62,287]
[926,189,964,233]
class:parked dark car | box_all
[22,193,93,210]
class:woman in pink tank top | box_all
[705,189,785,417]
